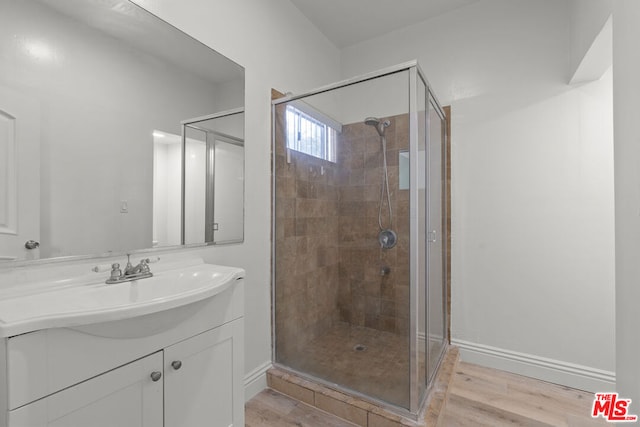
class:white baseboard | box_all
[418,332,446,347]
[452,339,615,393]
[244,361,272,402]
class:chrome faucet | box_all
[106,254,153,284]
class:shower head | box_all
[364,116,390,136]
[365,117,380,127]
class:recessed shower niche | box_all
[272,61,448,417]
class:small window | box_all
[286,105,337,162]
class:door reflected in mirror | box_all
[152,130,182,249]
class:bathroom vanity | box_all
[0,259,244,427]
[0,0,247,424]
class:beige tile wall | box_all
[274,104,342,360]
[336,115,410,335]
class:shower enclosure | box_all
[272,61,447,416]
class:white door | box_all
[0,86,40,261]
[8,352,163,427]
[213,138,244,244]
[164,319,244,427]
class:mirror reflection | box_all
[183,111,244,246]
[0,0,245,262]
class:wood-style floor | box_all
[246,362,607,427]
[440,362,607,426]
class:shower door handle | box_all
[427,230,437,243]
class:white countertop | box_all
[0,258,244,338]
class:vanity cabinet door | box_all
[164,319,244,427]
[8,352,163,427]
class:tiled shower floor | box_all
[285,322,414,407]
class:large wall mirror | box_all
[0,0,245,263]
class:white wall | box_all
[133,0,341,399]
[337,69,409,125]
[613,0,640,405]
[342,0,615,391]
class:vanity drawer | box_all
[6,280,243,409]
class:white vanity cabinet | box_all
[8,352,164,427]
[164,320,242,427]
[0,268,245,427]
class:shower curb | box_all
[267,346,459,426]
[429,346,459,427]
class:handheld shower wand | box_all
[364,117,397,249]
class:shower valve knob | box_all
[378,229,397,249]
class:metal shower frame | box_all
[270,60,449,418]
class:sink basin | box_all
[0,259,244,338]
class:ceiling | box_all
[289,0,480,48]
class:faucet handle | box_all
[139,258,151,273]
[109,263,122,281]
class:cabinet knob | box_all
[150,371,162,382]
[171,360,182,370]
[25,240,40,250]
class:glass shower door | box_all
[182,112,245,245]
[273,69,414,411]
[426,95,447,384]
